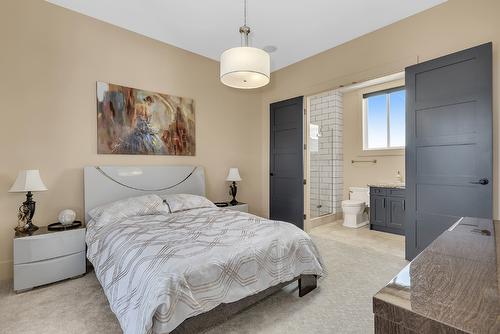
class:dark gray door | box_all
[405,43,492,260]
[270,96,304,229]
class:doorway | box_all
[306,90,344,228]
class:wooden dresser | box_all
[373,217,499,333]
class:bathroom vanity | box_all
[368,185,405,235]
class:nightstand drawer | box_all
[14,229,85,264]
[14,251,85,291]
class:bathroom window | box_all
[363,87,405,150]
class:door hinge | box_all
[304,108,307,115]
[303,214,307,220]
[303,179,307,185]
[304,143,307,150]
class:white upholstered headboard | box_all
[84,165,205,223]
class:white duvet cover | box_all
[86,206,325,334]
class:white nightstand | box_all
[222,202,249,213]
[13,225,86,292]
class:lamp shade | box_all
[9,170,48,192]
[226,168,242,182]
[220,47,270,89]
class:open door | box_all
[405,43,492,260]
[270,96,304,229]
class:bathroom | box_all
[306,73,406,249]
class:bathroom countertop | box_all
[367,183,405,189]
[373,217,500,333]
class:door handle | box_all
[470,178,489,185]
[270,173,274,176]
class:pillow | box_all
[161,194,216,213]
[88,194,169,226]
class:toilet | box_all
[342,187,369,228]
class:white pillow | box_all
[88,194,169,226]
[161,194,216,213]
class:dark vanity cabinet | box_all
[369,187,405,235]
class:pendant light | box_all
[220,0,270,89]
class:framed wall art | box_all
[96,82,195,156]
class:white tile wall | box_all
[309,90,343,218]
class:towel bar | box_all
[351,159,377,163]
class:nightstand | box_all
[221,202,249,213]
[13,225,86,292]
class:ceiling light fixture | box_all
[220,0,270,89]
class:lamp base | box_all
[25,222,39,232]
[229,182,239,206]
[15,191,39,234]
[15,222,39,235]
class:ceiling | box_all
[47,0,446,71]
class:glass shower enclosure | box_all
[308,90,343,220]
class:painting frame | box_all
[96,81,196,156]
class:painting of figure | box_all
[97,82,195,155]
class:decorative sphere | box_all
[58,209,76,225]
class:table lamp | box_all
[226,168,242,205]
[9,170,48,233]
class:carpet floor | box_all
[0,235,407,334]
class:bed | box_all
[84,166,325,334]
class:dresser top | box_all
[374,217,500,333]
[15,224,85,239]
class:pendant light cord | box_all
[244,0,247,26]
[240,0,250,46]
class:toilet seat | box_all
[342,200,365,207]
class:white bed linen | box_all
[86,207,325,334]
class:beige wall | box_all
[2,0,499,280]
[0,1,263,280]
[343,80,405,200]
[261,0,500,224]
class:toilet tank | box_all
[349,187,370,206]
